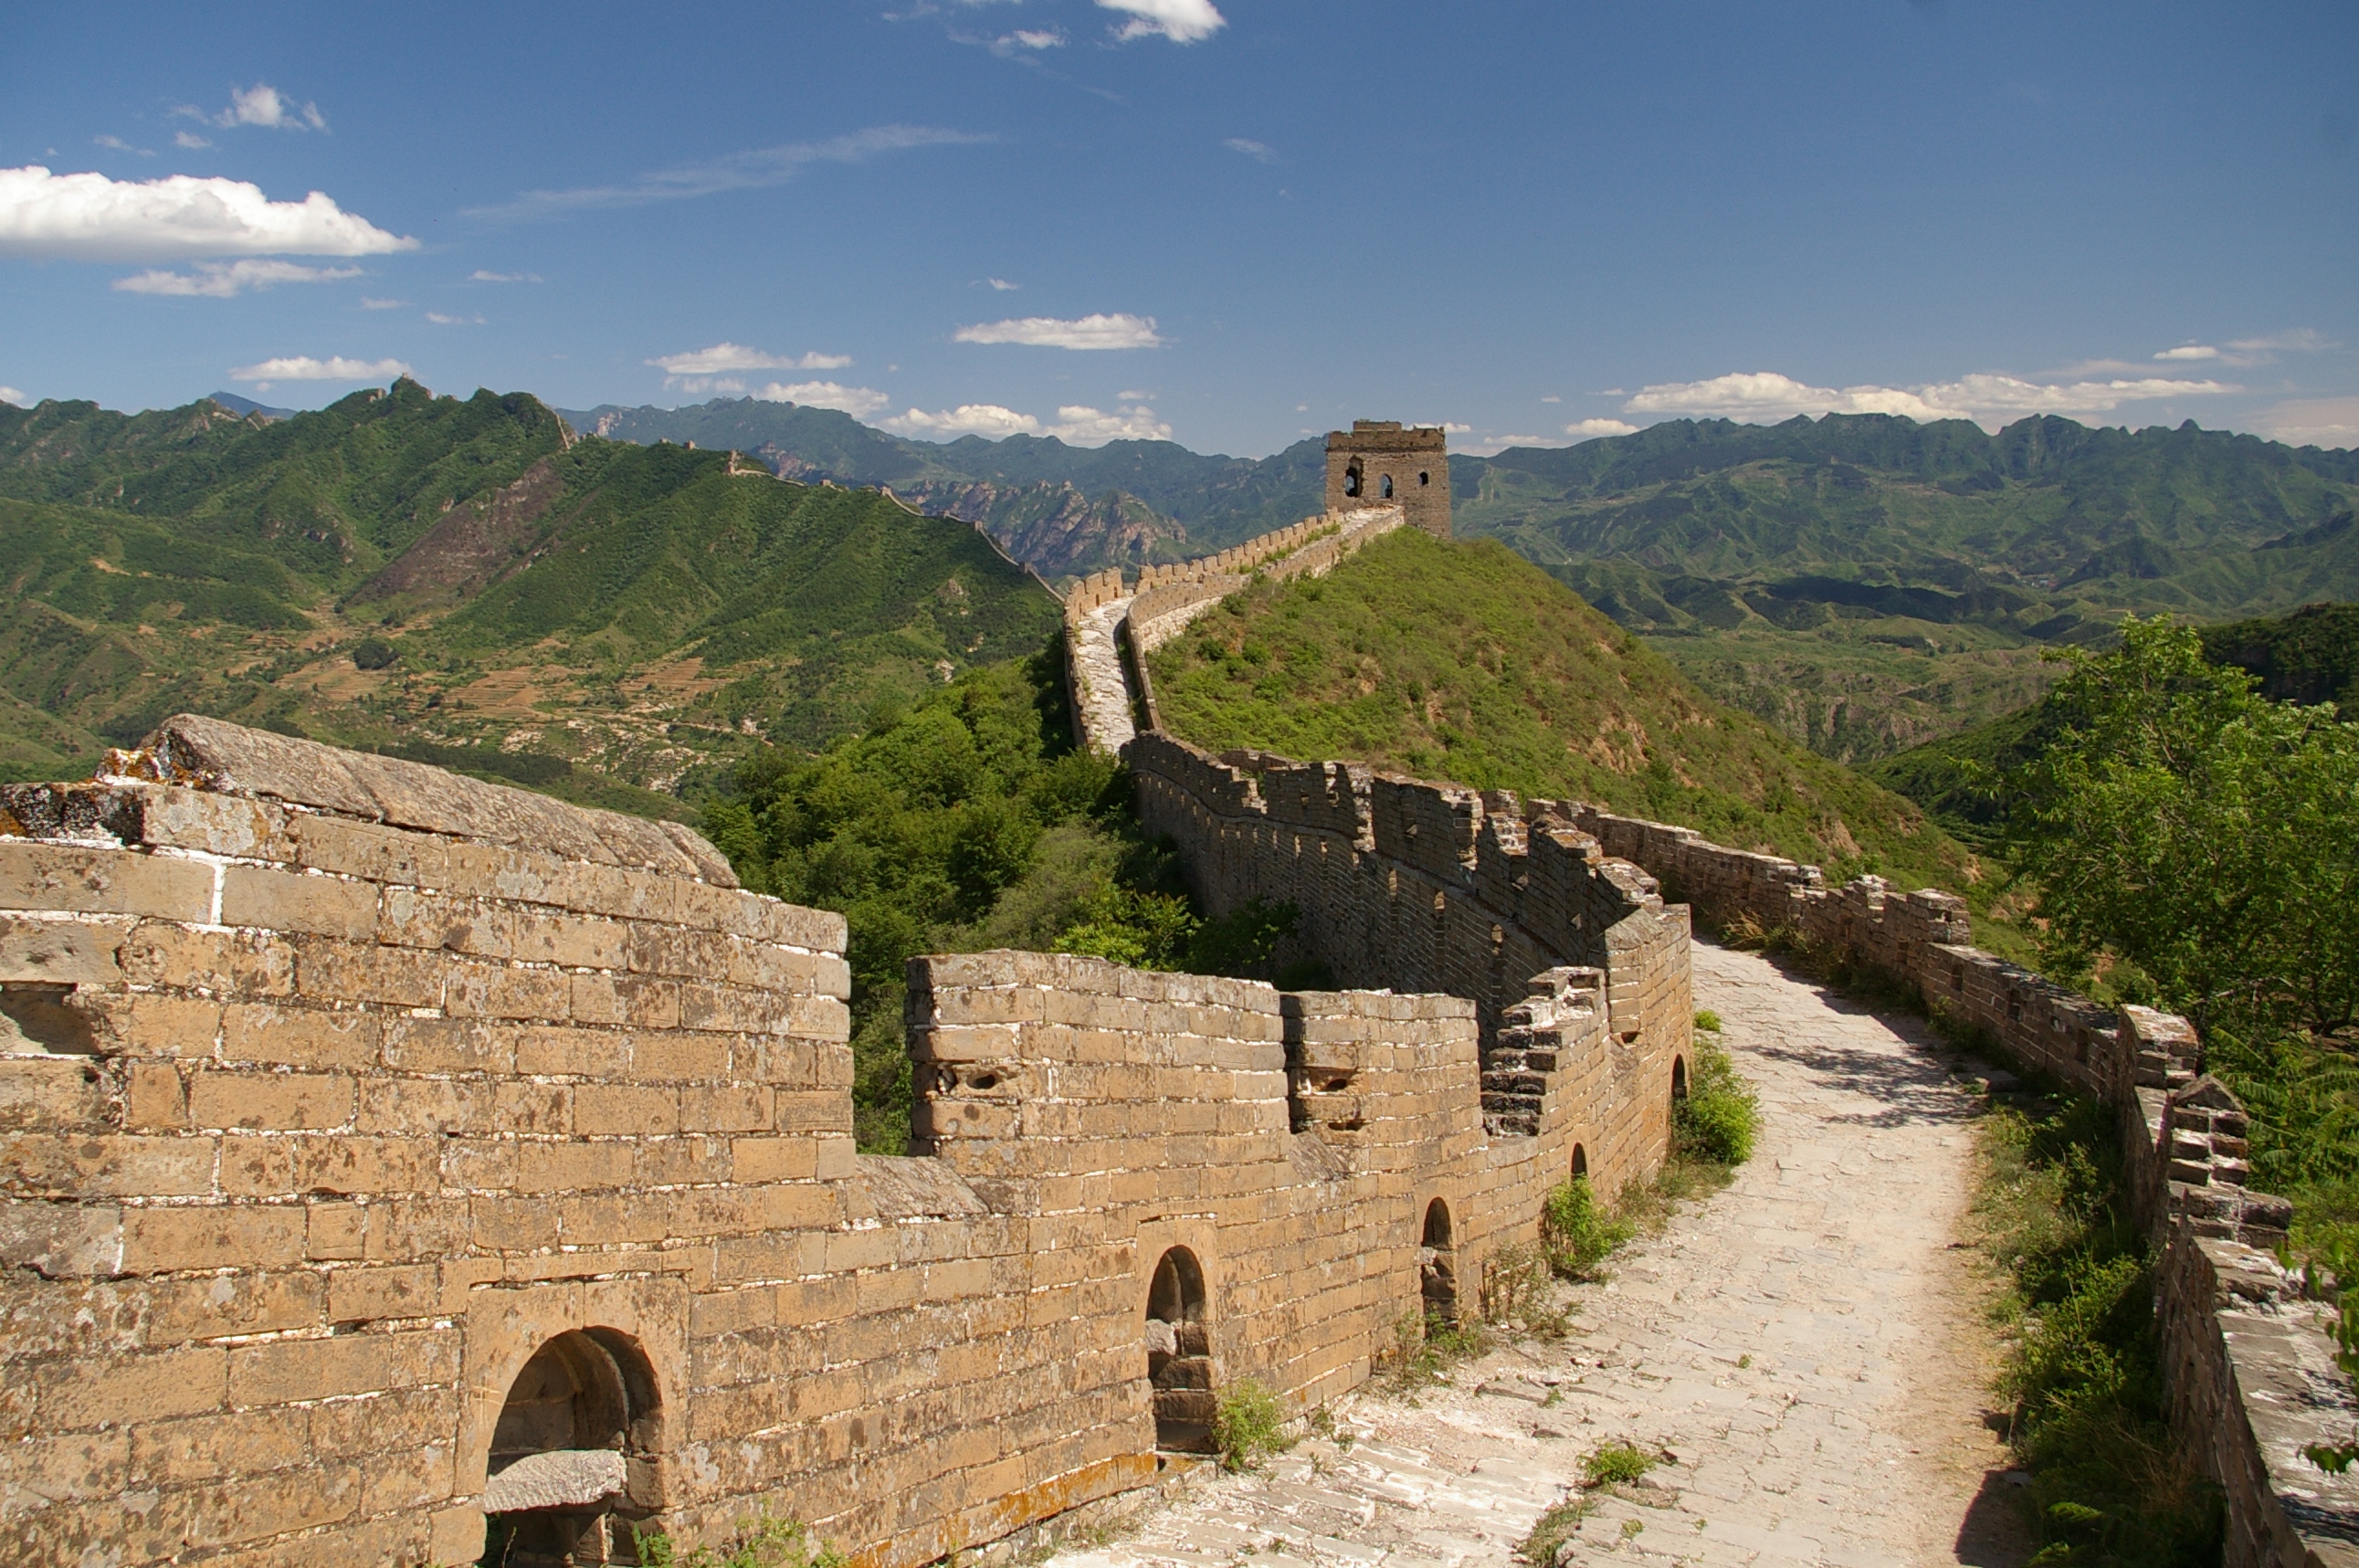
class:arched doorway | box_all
[1419,1199,1458,1329]
[1570,1144,1588,1181]
[481,1330,658,1566]
[1145,1247,1214,1453]
[1672,1056,1690,1101]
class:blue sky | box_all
[4,1,2355,456]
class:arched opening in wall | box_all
[1343,460,1364,498]
[481,1330,658,1566]
[1418,470,1430,486]
[1570,1144,1588,1181]
[1671,1056,1690,1101]
[1381,473,1395,499]
[1419,1199,1459,1330]
[1146,1247,1215,1454]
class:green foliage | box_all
[1691,1009,1722,1033]
[1580,1441,1658,1488]
[2201,601,2359,710]
[1517,1498,1592,1565]
[2005,615,2359,1037]
[1210,1377,1290,1471]
[631,1512,845,1568]
[1673,1037,1760,1166]
[1147,528,1985,904]
[1975,1097,2222,1564]
[1539,1177,1634,1279]
[349,637,398,670]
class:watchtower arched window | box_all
[1381,474,1395,499]
[1343,461,1363,498]
[1146,1248,1214,1453]
[1419,1199,1459,1328]
[1418,470,1430,486]
[1671,1056,1689,1100]
[483,1329,660,1566]
[1570,1143,1588,1180]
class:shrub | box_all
[1692,1009,1722,1033]
[1673,1037,1760,1167]
[1211,1377,1290,1471]
[1540,1176,1634,1279]
[349,637,398,669]
[1581,1441,1658,1488]
[634,1512,845,1568]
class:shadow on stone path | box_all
[1040,942,2031,1568]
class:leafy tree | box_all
[2005,615,2359,1040]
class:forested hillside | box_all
[0,382,1059,799]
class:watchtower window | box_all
[1571,1143,1588,1180]
[1671,1056,1689,1100]
[1145,1247,1214,1453]
[1343,461,1363,498]
[1418,470,1430,486]
[484,1329,658,1567]
[1380,474,1395,499]
[1419,1199,1459,1328]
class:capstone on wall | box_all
[0,716,1657,1568]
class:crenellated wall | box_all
[0,716,1635,1568]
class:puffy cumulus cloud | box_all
[227,354,411,390]
[753,381,890,418]
[2255,397,2359,450]
[1045,404,1171,445]
[0,165,416,262]
[1623,369,2235,430]
[1566,418,1640,440]
[1099,0,1226,43]
[113,258,362,298]
[649,342,851,376]
[884,404,1043,439]
[954,312,1164,350]
[1223,138,1275,163]
[183,83,326,132]
[0,386,26,406]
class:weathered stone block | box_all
[0,842,214,922]
[187,1070,356,1131]
[219,865,377,940]
[0,913,130,985]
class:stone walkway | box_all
[1043,943,2028,1568]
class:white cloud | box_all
[2154,344,2219,362]
[0,165,415,261]
[1045,404,1172,445]
[2254,397,2359,449]
[753,381,891,417]
[470,269,542,283]
[1540,395,1562,404]
[1566,418,1640,440]
[954,311,1164,350]
[987,277,1019,290]
[1099,0,1226,43]
[181,83,326,132]
[227,355,410,390]
[426,311,485,325]
[649,342,851,376]
[359,296,408,310]
[999,27,1065,49]
[1116,389,1153,401]
[1622,369,2235,430]
[93,135,153,157]
[0,385,26,406]
[2228,329,2324,354]
[1439,422,1473,434]
[472,125,987,220]
[884,404,1042,439]
[113,258,363,297]
[1223,138,1275,163]
[174,132,213,151]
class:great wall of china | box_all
[0,421,2351,1565]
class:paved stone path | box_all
[1043,943,2028,1568]
[1072,597,1139,752]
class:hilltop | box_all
[1144,527,1990,919]
[0,382,1058,797]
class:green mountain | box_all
[1450,414,2359,762]
[0,382,1059,799]
[559,397,1327,576]
[1144,527,2000,931]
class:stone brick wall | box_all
[1565,797,2359,1563]
[0,717,1640,1568]
[1125,735,1692,1202]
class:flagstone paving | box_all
[1041,942,2030,1568]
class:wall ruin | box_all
[1323,422,1449,540]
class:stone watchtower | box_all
[1325,420,1450,538]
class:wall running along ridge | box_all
[0,713,1660,1567]
[1559,810,2359,1562]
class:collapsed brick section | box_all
[0,718,1650,1568]
[1126,734,1692,1202]
[1567,802,2359,1559]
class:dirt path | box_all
[1040,942,2027,1568]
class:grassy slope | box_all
[1147,529,1991,910]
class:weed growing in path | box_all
[1211,1377,1290,1471]
[1581,1441,1659,1488]
[633,1513,844,1568]
[1517,1498,1591,1565]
